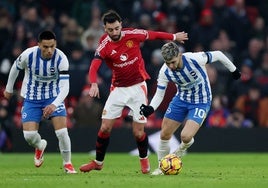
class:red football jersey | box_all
[95,28,151,87]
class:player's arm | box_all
[4,52,26,99]
[88,58,102,98]
[207,51,241,80]
[140,70,168,117]
[147,30,188,43]
[51,70,70,108]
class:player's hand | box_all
[3,90,13,100]
[232,68,241,80]
[140,104,154,117]
[174,31,188,44]
[89,83,100,98]
[42,104,56,119]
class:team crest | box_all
[126,40,133,48]
[50,67,55,75]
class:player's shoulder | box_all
[55,48,67,57]
[23,46,38,53]
[122,28,147,35]
[183,51,207,59]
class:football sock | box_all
[158,139,170,162]
[136,133,148,158]
[23,130,42,148]
[179,137,194,151]
[55,128,71,164]
[96,131,110,162]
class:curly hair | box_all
[161,42,180,62]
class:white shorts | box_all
[102,81,147,123]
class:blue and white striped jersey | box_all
[157,51,212,104]
[15,46,69,101]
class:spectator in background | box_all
[234,82,268,127]
[226,108,253,128]
[68,43,90,100]
[17,6,44,43]
[61,18,83,57]
[254,51,268,96]
[206,95,230,128]
[164,0,195,33]
[239,37,264,70]
[227,59,257,108]
[0,8,12,61]
[225,0,252,53]
[72,86,103,127]
[0,98,13,152]
[189,8,219,51]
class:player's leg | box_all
[52,115,77,174]
[151,97,187,175]
[22,101,47,167]
[158,118,181,161]
[173,120,197,157]
[130,81,150,174]
[174,102,211,157]
[80,87,124,172]
[132,121,150,174]
[150,118,181,175]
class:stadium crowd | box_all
[1,0,268,152]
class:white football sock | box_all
[179,137,194,151]
[158,139,170,162]
[23,130,42,149]
[55,128,71,164]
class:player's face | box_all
[104,21,122,41]
[38,39,56,59]
[165,55,182,71]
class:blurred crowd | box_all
[1,0,268,151]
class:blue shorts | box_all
[21,98,66,123]
[164,96,211,126]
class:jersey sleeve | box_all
[149,65,169,110]
[5,49,30,93]
[207,51,237,72]
[88,58,102,83]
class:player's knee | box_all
[180,134,192,143]
[55,128,68,139]
[160,131,172,140]
[23,130,38,145]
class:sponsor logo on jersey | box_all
[120,54,128,61]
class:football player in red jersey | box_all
[80,10,188,174]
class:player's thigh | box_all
[160,117,181,140]
[51,116,67,130]
[102,88,126,119]
[127,82,147,123]
[21,101,43,123]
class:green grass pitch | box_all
[0,153,267,188]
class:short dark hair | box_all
[102,10,122,25]
[38,30,56,42]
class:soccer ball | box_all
[160,154,183,175]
